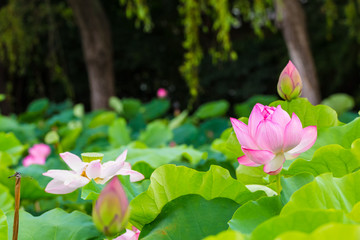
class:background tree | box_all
[0,0,359,112]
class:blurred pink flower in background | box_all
[230,103,317,175]
[157,88,168,98]
[23,143,51,167]
[114,227,140,240]
[42,150,144,194]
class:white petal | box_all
[59,152,86,173]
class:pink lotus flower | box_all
[114,227,140,240]
[230,103,317,175]
[277,61,303,101]
[23,143,51,167]
[93,177,129,237]
[157,88,168,98]
[42,150,144,194]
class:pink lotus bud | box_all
[277,61,303,101]
[157,88,168,98]
[92,177,129,237]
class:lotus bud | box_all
[277,61,303,101]
[92,177,129,237]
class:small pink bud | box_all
[92,177,129,237]
[157,88,168,98]
[277,61,303,101]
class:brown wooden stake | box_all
[9,172,21,240]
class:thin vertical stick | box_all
[9,172,21,240]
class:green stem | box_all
[276,174,281,195]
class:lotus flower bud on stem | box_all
[277,60,303,101]
[92,177,129,237]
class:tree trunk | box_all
[68,0,114,110]
[275,0,321,105]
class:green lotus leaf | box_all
[203,230,245,240]
[228,196,282,234]
[275,223,360,240]
[280,173,314,205]
[0,132,26,166]
[108,118,132,147]
[6,208,102,240]
[300,117,360,160]
[130,165,265,229]
[140,195,239,240]
[348,201,360,223]
[0,183,14,213]
[143,99,170,121]
[282,171,360,215]
[194,100,229,119]
[138,121,173,147]
[270,98,338,130]
[251,209,353,240]
[287,139,360,177]
[0,209,7,240]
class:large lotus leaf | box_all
[6,208,102,240]
[102,145,207,169]
[108,118,132,147]
[129,165,265,229]
[212,128,240,160]
[236,165,269,185]
[0,209,7,240]
[0,132,26,166]
[140,195,239,240]
[194,100,229,119]
[0,184,14,213]
[251,209,353,240]
[228,196,282,234]
[143,99,170,121]
[270,98,338,129]
[281,171,360,215]
[275,223,360,240]
[348,202,360,222]
[280,173,314,205]
[287,139,360,177]
[138,121,173,147]
[203,230,245,240]
[321,93,355,116]
[300,117,360,160]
